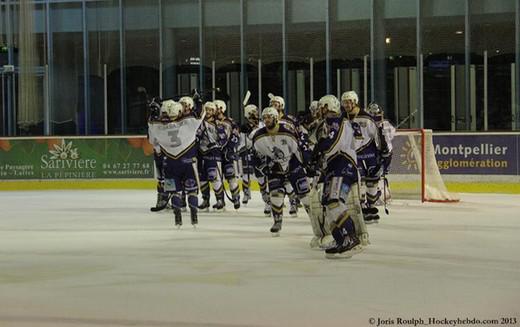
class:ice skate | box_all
[213,200,225,212]
[325,235,363,259]
[270,217,282,237]
[174,208,182,229]
[233,197,241,210]
[242,190,251,205]
[198,198,210,212]
[289,200,298,217]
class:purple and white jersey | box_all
[148,116,204,160]
[316,116,357,170]
[238,121,264,154]
[253,124,302,174]
[349,109,381,154]
[199,121,226,154]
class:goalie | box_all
[310,95,366,259]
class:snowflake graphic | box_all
[400,140,418,171]
[49,140,79,160]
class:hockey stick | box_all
[191,159,202,194]
[243,90,251,106]
[396,109,417,128]
[216,161,236,203]
[383,175,390,215]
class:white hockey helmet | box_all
[244,104,259,121]
[161,100,183,120]
[318,95,341,115]
[262,106,279,121]
[204,101,216,115]
[309,100,319,115]
[214,99,227,113]
[367,102,383,115]
[269,96,285,111]
[179,96,194,111]
[341,91,359,105]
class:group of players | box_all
[147,90,395,259]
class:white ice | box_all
[0,190,519,327]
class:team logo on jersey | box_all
[272,146,285,160]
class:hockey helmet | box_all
[179,96,194,110]
[269,95,285,111]
[204,101,216,116]
[367,102,383,115]
[309,100,319,115]
[161,100,183,120]
[244,104,259,121]
[214,99,227,113]
[341,91,359,105]
[318,95,341,115]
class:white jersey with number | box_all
[148,116,204,159]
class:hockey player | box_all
[341,91,383,223]
[148,97,172,212]
[148,100,205,228]
[237,104,258,204]
[179,96,195,117]
[197,101,227,211]
[252,107,311,236]
[367,102,395,204]
[176,96,198,211]
[300,100,321,149]
[214,99,241,210]
[238,104,271,215]
[311,95,364,258]
[269,95,304,217]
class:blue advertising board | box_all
[433,134,519,175]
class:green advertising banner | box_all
[0,137,154,180]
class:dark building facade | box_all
[1,0,519,136]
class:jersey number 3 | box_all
[168,129,181,147]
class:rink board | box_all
[1,179,520,194]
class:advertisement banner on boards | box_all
[0,137,154,180]
[433,134,519,175]
[389,133,519,176]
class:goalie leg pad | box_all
[347,182,369,238]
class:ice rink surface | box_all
[0,190,519,327]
